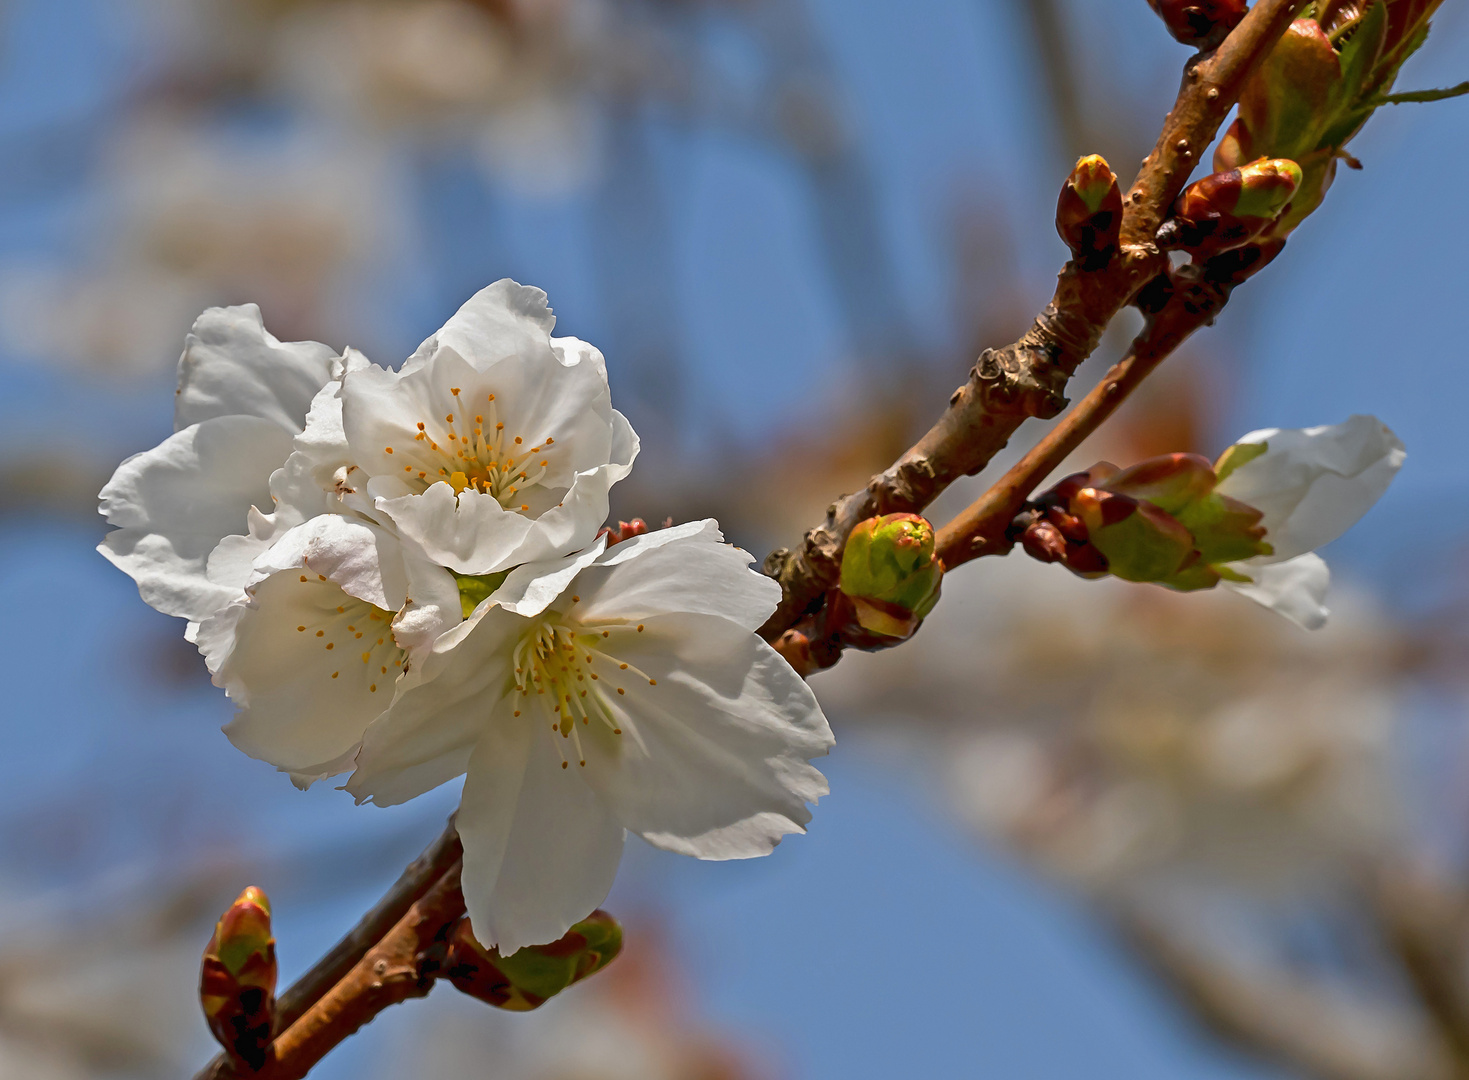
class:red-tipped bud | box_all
[1146,0,1248,48]
[446,910,623,1011]
[1160,158,1302,255]
[1018,451,1272,588]
[1056,155,1124,270]
[201,886,277,1072]
[597,518,650,546]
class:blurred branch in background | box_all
[1009,0,1090,159]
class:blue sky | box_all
[0,0,1465,1075]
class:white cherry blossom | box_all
[345,521,833,953]
[98,304,336,627]
[1214,415,1405,630]
[334,278,638,576]
[196,514,461,789]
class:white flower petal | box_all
[573,521,779,633]
[1221,553,1332,630]
[459,719,626,953]
[393,555,467,657]
[338,280,638,575]
[374,482,536,574]
[199,516,456,784]
[407,279,556,375]
[580,612,832,859]
[1216,415,1405,562]
[367,431,635,576]
[201,569,406,782]
[98,416,294,621]
[489,537,607,619]
[174,304,336,433]
[250,516,411,611]
[347,607,524,807]
[283,347,377,504]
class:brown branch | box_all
[193,817,462,1080]
[252,861,465,1080]
[757,0,1300,642]
[934,241,1280,568]
[1113,902,1455,1080]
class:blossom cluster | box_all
[99,281,833,952]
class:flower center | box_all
[292,579,406,694]
[384,388,558,513]
[510,617,656,769]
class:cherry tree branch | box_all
[177,6,1340,1076]
[193,818,461,1080]
[251,861,465,1080]
[757,0,1301,642]
[934,241,1280,568]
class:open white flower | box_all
[334,278,638,576]
[98,305,336,627]
[345,521,834,953]
[196,514,462,788]
[1213,415,1405,629]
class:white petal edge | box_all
[576,611,832,859]
[98,416,294,622]
[573,520,779,633]
[174,304,337,433]
[1216,415,1405,562]
[346,606,524,807]
[1221,552,1332,630]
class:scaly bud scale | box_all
[1056,155,1124,270]
[200,886,277,1072]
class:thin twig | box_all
[933,242,1279,568]
[1376,81,1469,105]
[192,817,461,1080]
[758,0,1300,642]
[252,861,465,1080]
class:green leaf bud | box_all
[1163,158,1302,254]
[839,514,944,625]
[445,910,623,1011]
[1071,489,1198,583]
[1240,20,1343,161]
[1099,453,1217,516]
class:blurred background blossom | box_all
[1,0,1467,1077]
